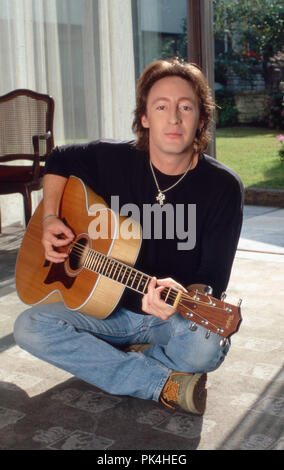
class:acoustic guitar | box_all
[15,176,242,341]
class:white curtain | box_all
[98,0,136,138]
[0,0,136,227]
[0,0,65,142]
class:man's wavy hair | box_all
[132,58,215,153]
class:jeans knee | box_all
[189,337,230,373]
[194,346,227,372]
[13,308,42,353]
[166,322,230,373]
[14,309,30,348]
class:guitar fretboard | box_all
[83,247,178,306]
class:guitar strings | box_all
[68,242,218,307]
[70,249,213,306]
[66,243,228,333]
[68,243,212,304]
[64,241,228,335]
[177,300,218,328]
[70,243,154,293]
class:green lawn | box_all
[216,126,284,189]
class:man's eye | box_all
[180,105,192,111]
[156,105,165,110]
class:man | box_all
[14,58,243,415]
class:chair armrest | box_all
[32,131,52,154]
[32,131,53,180]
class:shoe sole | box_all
[186,373,207,415]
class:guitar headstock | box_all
[176,289,242,340]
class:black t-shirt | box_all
[45,139,244,313]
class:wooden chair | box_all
[0,89,55,232]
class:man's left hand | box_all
[141,277,187,320]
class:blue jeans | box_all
[13,303,230,402]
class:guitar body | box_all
[16,176,142,318]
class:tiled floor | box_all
[0,206,283,450]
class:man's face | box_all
[141,75,202,159]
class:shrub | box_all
[215,89,239,127]
[261,84,284,130]
[276,134,284,162]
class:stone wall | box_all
[245,187,284,208]
[227,69,265,91]
[225,67,268,124]
[234,90,268,124]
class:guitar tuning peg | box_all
[221,292,227,301]
[189,322,198,331]
[205,330,211,339]
[186,312,194,318]
[238,298,243,307]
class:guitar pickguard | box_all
[44,261,76,289]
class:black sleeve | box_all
[44,141,100,189]
[193,178,244,298]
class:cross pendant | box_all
[156,191,166,206]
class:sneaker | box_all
[160,371,207,415]
[124,343,153,353]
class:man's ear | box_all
[141,114,150,128]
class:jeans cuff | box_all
[151,370,172,402]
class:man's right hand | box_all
[42,216,74,263]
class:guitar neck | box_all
[83,247,179,307]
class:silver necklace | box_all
[149,157,194,206]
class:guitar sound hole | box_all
[69,237,88,271]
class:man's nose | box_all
[168,106,181,124]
